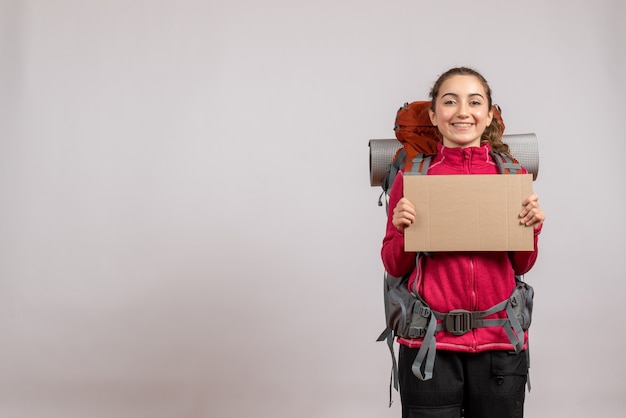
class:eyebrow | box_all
[441,92,486,99]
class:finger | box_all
[398,210,415,225]
[520,198,540,218]
[521,208,544,226]
[394,216,413,230]
[395,204,416,219]
[522,194,539,206]
[393,209,416,229]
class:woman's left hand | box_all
[520,194,545,228]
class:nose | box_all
[457,102,469,117]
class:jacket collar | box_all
[437,142,492,164]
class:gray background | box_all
[1,0,624,417]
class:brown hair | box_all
[429,67,511,156]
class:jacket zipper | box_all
[469,254,477,350]
[463,148,471,174]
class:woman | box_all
[381,67,545,418]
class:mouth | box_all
[451,122,474,129]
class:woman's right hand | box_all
[392,197,416,230]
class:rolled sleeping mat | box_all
[368,133,539,187]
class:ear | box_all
[428,108,437,126]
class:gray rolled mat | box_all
[368,133,539,187]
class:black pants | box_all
[398,346,528,418]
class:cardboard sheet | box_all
[404,174,534,251]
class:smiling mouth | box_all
[452,123,474,128]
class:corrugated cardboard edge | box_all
[404,174,533,251]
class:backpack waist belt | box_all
[410,294,525,381]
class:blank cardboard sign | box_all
[404,174,534,251]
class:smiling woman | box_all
[382,67,545,418]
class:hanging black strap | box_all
[376,273,400,406]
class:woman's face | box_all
[429,75,493,148]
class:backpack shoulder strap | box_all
[405,153,433,176]
[491,151,523,174]
[378,150,432,208]
[378,148,407,208]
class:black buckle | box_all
[445,310,473,336]
[408,326,426,338]
[417,305,431,317]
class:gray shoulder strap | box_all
[491,151,523,174]
[405,154,433,176]
[381,148,407,196]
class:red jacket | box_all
[381,143,542,352]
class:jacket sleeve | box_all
[510,223,543,275]
[381,171,417,277]
[509,165,543,275]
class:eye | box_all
[443,100,456,105]
[470,100,482,106]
